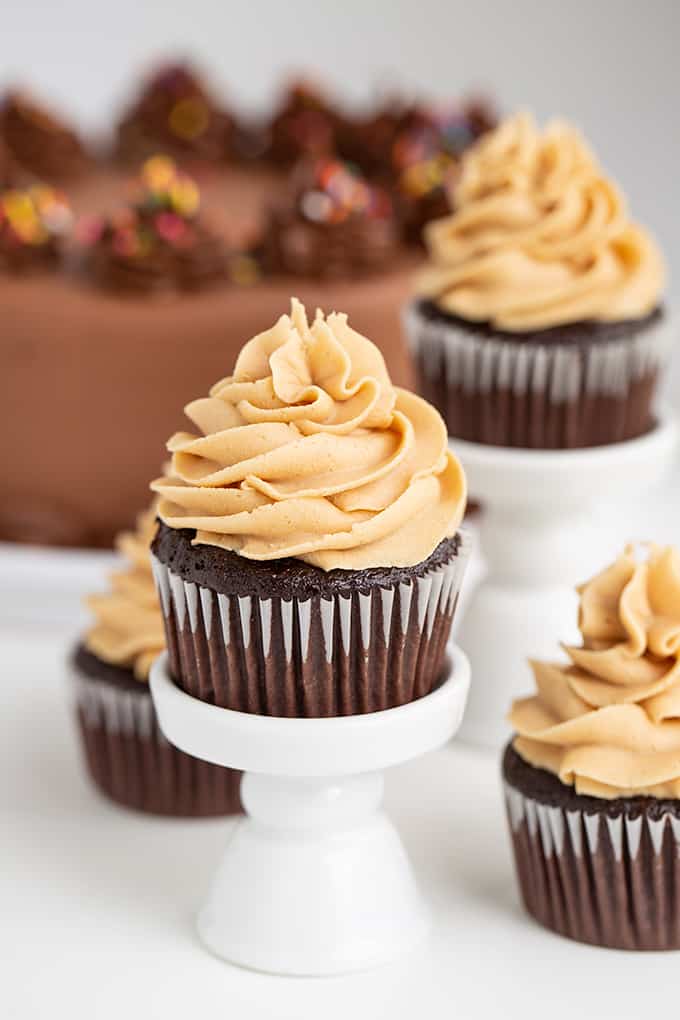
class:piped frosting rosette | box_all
[418,112,664,330]
[150,299,469,716]
[406,112,670,448]
[511,543,680,799]
[84,506,165,680]
[153,298,465,570]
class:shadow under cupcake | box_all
[406,112,671,449]
[150,298,471,717]
[71,506,242,816]
[503,543,680,950]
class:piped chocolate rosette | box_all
[81,155,228,294]
[0,90,88,181]
[0,185,72,273]
[115,63,233,164]
[407,112,670,449]
[389,99,497,244]
[72,505,242,816]
[264,79,338,167]
[265,158,397,279]
[503,544,680,950]
[0,137,20,188]
[150,299,469,717]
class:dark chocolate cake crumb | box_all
[418,298,665,347]
[72,643,143,693]
[151,520,462,599]
[503,742,680,821]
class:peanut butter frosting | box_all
[417,112,665,331]
[510,544,680,799]
[152,298,466,570]
[84,507,165,680]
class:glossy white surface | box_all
[452,413,680,749]
[4,625,680,1020]
[150,649,469,974]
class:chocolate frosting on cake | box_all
[0,90,88,181]
[116,63,233,163]
[82,156,228,293]
[265,158,397,279]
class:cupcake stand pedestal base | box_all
[451,411,678,750]
[150,647,470,977]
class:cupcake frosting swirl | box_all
[510,544,680,798]
[152,299,466,569]
[417,112,665,331]
[85,507,164,680]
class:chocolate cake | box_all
[0,70,493,548]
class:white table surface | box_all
[3,456,680,1019]
[3,619,680,1020]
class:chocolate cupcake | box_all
[0,89,88,181]
[504,543,680,949]
[150,298,469,717]
[264,157,397,279]
[0,185,72,274]
[72,506,241,816]
[115,63,233,164]
[81,155,228,294]
[406,112,670,448]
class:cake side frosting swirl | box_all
[417,112,665,331]
[84,507,165,681]
[510,544,680,798]
[152,298,466,570]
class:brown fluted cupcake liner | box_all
[151,534,471,717]
[503,749,680,950]
[73,669,242,816]
[405,302,672,449]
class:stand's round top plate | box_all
[150,648,470,777]
[450,409,678,505]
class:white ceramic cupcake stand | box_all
[451,409,679,750]
[150,646,470,976]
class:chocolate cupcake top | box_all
[0,90,88,181]
[510,543,680,799]
[115,63,232,163]
[265,157,397,278]
[81,155,228,293]
[417,112,665,332]
[152,298,466,570]
[0,185,72,273]
[84,506,164,681]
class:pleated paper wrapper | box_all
[73,668,242,816]
[405,302,672,448]
[504,782,680,950]
[151,534,471,717]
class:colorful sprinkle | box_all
[168,97,210,140]
[0,185,71,247]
